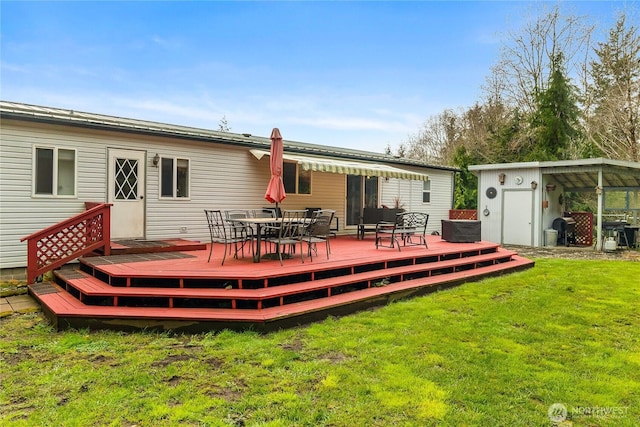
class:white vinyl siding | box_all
[379,168,455,235]
[1,121,98,268]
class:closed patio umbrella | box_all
[264,128,286,214]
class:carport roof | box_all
[469,158,640,191]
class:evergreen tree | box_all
[585,13,640,161]
[529,55,581,160]
[452,146,478,209]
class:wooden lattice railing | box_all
[449,209,478,220]
[20,203,112,284]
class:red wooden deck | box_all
[29,235,534,332]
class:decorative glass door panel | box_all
[114,158,139,200]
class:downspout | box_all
[451,171,457,209]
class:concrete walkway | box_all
[0,294,41,317]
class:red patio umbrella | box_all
[264,128,286,213]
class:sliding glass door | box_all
[346,175,378,226]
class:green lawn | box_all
[1,259,638,426]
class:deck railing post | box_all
[26,238,39,285]
[103,207,111,256]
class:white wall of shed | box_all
[477,168,543,246]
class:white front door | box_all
[502,190,533,245]
[108,149,146,239]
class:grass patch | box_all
[1,259,638,426]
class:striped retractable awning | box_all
[250,149,428,181]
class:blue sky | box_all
[0,1,630,153]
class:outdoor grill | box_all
[552,217,576,246]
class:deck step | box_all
[77,245,510,291]
[30,238,535,332]
[55,250,519,309]
[32,256,534,332]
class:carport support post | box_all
[596,169,603,251]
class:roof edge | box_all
[1,100,459,173]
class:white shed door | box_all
[108,149,146,239]
[502,190,533,245]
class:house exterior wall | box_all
[380,169,454,235]
[1,120,107,269]
[1,117,454,270]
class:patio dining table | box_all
[227,217,311,263]
[227,217,276,263]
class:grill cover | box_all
[552,217,575,232]
[552,217,576,246]
[441,220,481,243]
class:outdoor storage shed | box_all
[469,158,640,250]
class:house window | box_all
[160,157,190,199]
[422,180,431,203]
[283,162,311,195]
[34,146,76,197]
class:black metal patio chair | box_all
[301,209,335,261]
[204,209,253,265]
[252,208,277,219]
[261,209,307,266]
[224,209,255,243]
[249,208,279,254]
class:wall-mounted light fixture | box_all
[531,181,538,190]
[595,185,603,195]
[152,153,160,167]
[545,183,556,192]
[498,173,506,185]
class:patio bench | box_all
[375,212,429,251]
[358,208,404,239]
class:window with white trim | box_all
[422,180,431,203]
[160,156,190,199]
[33,146,77,197]
[283,162,311,195]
